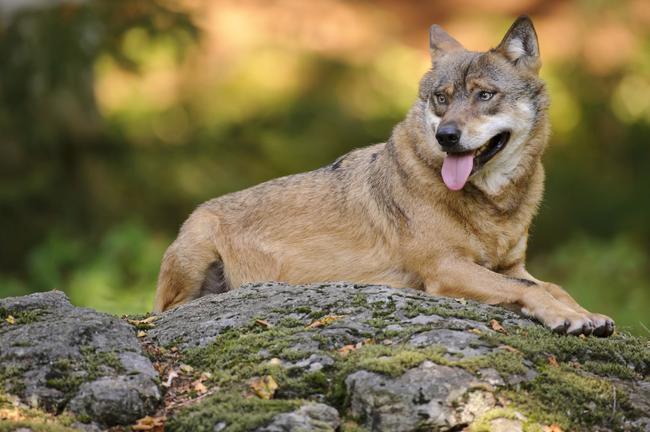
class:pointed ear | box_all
[496,16,541,74]
[429,24,464,60]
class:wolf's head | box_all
[417,16,549,194]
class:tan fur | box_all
[154,17,614,337]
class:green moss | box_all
[340,420,370,432]
[340,344,446,377]
[0,393,77,432]
[458,350,528,376]
[276,370,329,399]
[483,326,650,379]
[467,408,544,432]
[0,420,79,432]
[506,366,635,431]
[403,300,501,322]
[0,307,46,325]
[175,308,648,431]
[0,366,26,396]
[167,388,302,432]
[184,323,302,386]
[44,347,125,400]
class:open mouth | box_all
[472,131,511,172]
[440,131,511,191]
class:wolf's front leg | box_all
[502,266,614,337]
[423,260,597,336]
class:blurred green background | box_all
[1,0,649,334]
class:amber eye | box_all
[478,91,495,101]
[435,93,447,104]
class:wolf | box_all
[154,16,614,337]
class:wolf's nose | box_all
[436,124,461,148]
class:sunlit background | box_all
[1,0,649,334]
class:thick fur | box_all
[155,17,614,337]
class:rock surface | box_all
[0,291,160,426]
[1,283,649,432]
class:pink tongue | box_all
[441,153,474,191]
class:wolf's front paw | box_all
[522,293,596,336]
[548,313,596,336]
[586,313,615,337]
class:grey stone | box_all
[409,328,491,358]
[68,375,161,425]
[346,361,487,432]
[148,283,523,349]
[0,291,161,425]
[256,403,340,432]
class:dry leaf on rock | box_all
[5,315,15,325]
[250,375,278,400]
[306,315,344,328]
[0,407,23,421]
[255,319,273,328]
[132,415,166,431]
[489,319,507,334]
[193,380,208,394]
[337,344,357,357]
[498,345,521,354]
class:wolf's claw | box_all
[568,320,594,336]
[552,319,571,334]
[592,319,615,337]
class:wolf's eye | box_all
[434,93,447,104]
[478,91,495,101]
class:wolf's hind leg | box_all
[153,209,224,312]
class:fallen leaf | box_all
[0,407,23,421]
[180,364,194,374]
[268,358,282,366]
[170,346,178,353]
[250,375,278,400]
[468,328,483,335]
[5,315,15,325]
[306,315,344,328]
[132,415,166,431]
[137,330,146,338]
[543,424,563,432]
[569,360,582,369]
[498,345,522,354]
[163,370,178,388]
[255,319,273,328]
[337,344,357,357]
[489,319,507,334]
[193,380,208,394]
[547,354,559,367]
[127,316,159,329]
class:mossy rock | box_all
[0,291,161,428]
[1,284,649,431]
[147,283,650,432]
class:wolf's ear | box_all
[429,25,464,59]
[496,16,541,74]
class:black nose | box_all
[436,124,461,148]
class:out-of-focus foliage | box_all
[0,0,648,334]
